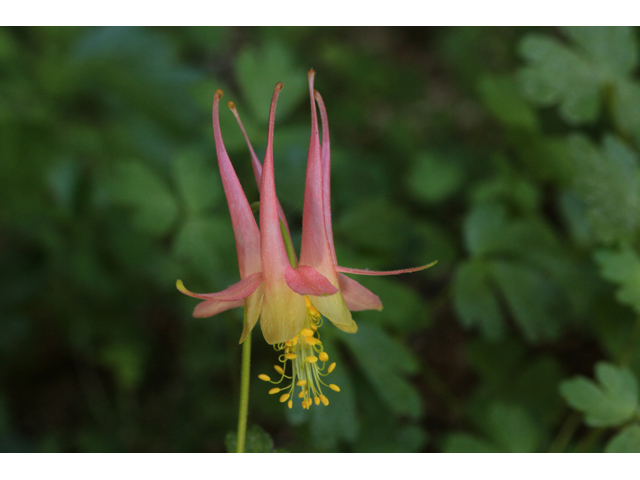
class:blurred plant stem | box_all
[574,427,605,453]
[236,329,252,453]
[549,411,582,453]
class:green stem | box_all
[574,427,605,453]
[280,219,298,267]
[236,329,252,453]
[549,411,582,453]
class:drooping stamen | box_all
[258,296,340,409]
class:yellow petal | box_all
[260,279,306,345]
[239,283,264,344]
[308,292,356,331]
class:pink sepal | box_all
[177,272,263,301]
[338,274,382,311]
[193,298,244,317]
[284,264,338,296]
[335,261,437,276]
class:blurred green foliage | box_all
[2,26,640,452]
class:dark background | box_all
[2,26,640,452]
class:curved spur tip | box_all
[274,81,284,92]
[176,279,188,294]
[227,100,235,110]
[214,89,223,100]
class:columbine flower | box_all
[178,82,337,344]
[178,71,435,409]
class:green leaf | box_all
[452,259,504,340]
[519,33,600,124]
[336,198,412,254]
[594,247,640,314]
[484,403,542,453]
[605,424,640,453]
[110,160,178,237]
[570,134,640,244]
[470,167,541,214]
[443,403,542,453]
[356,423,428,453]
[225,425,275,453]
[562,27,638,76]
[519,27,638,126]
[463,203,509,256]
[173,216,236,282]
[173,150,222,216]
[354,275,430,333]
[341,323,422,418]
[236,41,306,125]
[479,74,538,131]
[511,356,565,426]
[491,259,560,342]
[560,362,639,427]
[72,27,201,129]
[406,151,464,204]
[613,81,640,146]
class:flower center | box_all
[259,297,340,409]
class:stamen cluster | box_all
[259,297,339,409]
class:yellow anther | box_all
[311,324,318,331]
[304,336,318,345]
[328,362,336,373]
[314,396,320,406]
[306,355,318,364]
[274,365,284,375]
[258,374,271,382]
[319,352,329,362]
[307,302,321,317]
[298,391,304,398]
[296,379,307,386]
[288,399,293,409]
[285,340,292,347]
[285,353,297,360]
[320,395,329,406]
[300,328,314,337]
[329,384,341,392]
[269,387,281,394]
[292,336,298,345]
[279,393,290,403]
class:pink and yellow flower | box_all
[177,70,435,408]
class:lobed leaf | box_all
[341,323,422,418]
[594,247,640,314]
[225,424,275,453]
[491,259,560,342]
[109,161,178,237]
[560,361,639,427]
[605,424,640,453]
[570,134,640,245]
[452,260,504,340]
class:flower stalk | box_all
[236,328,251,453]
